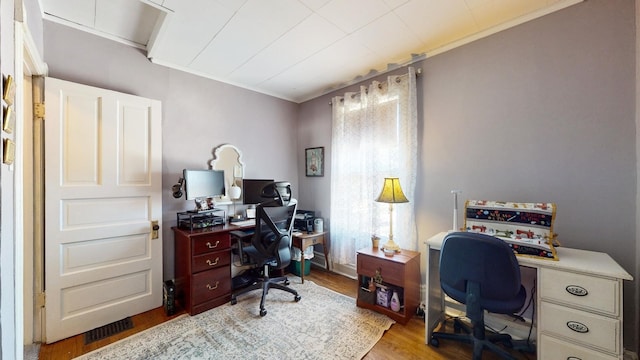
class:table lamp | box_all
[375,177,408,252]
[229,182,242,200]
[229,180,242,220]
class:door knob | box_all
[151,220,159,239]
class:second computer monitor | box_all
[242,179,275,205]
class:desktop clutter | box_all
[291,210,323,275]
[463,200,560,260]
[294,210,315,233]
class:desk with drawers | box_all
[425,231,633,359]
[173,224,252,315]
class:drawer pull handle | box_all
[565,285,588,297]
[206,240,220,249]
[567,357,582,360]
[566,321,589,333]
[206,258,220,266]
[206,282,219,291]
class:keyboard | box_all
[231,219,255,227]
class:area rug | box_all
[75,279,395,359]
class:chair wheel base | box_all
[294,295,301,302]
[230,297,237,305]
[453,322,462,333]
[260,309,267,316]
[430,337,439,347]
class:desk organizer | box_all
[177,208,226,230]
[464,200,559,260]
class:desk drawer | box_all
[539,334,617,360]
[306,235,324,246]
[540,268,619,316]
[192,250,231,273]
[539,301,619,354]
[192,233,230,256]
[357,254,403,285]
[191,267,231,305]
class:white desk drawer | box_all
[540,302,620,354]
[539,334,618,360]
[540,268,619,316]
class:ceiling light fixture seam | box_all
[187,9,239,66]
[229,12,316,78]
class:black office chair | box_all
[430,232,527,360]
[230,182,301,316]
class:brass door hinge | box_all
[34,102,45,119]
[36,292,46,308]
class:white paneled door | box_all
[44,77,162,343]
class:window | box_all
[330,68,418,269]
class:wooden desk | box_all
[425,231,633,359]
[173,223,252,315]
[291,231,329,283]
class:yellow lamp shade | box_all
[375,177,408,204]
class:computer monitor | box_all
[242,179,274,205]
[182,169,225,201]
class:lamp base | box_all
[381,239,401,253]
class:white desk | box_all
[425,231,633,360]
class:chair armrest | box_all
[230,230,253,241]
[230,230,254,265]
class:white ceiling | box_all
[41,0,581,103]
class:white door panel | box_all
[44,77,162,343]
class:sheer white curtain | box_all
[330,67,418,269]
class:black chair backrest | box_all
[440,232,522,301]
[259,181,293,206]
[252,193,297,269]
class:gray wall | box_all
[43,22,300,280]
[299,0,638,352]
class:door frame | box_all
[20,20,48,345]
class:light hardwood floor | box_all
[38,268,535,359]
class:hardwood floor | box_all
[38,268,535,359]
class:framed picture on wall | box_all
[305,147,324,177]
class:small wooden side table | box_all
[291,231,329,283]
[356,247,420,324]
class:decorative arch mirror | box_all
[209,144,244,203]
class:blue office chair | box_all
[430,232,527,360]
